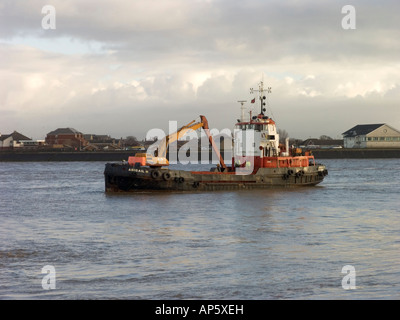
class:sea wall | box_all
[311,148,400,159]
[0,151,217,162]
[1,148,400,162]
[0,151,135,162]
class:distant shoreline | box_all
[1,148,400,162]
[311,148,400,159]
[0,150,136,162]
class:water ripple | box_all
[1,160,399,299]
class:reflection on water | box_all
[0,159,399,299]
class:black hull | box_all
[104,163,328,192]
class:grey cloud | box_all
[1,0,400,140]
[2,0,400,66]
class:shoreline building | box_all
[342,124,400,148]
[0,131,32,149]
[45,128,88,149]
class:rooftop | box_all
[47,128,82,135]
[0,131,31,141]
[342,124,385,137]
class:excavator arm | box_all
[199,115,227,170]
[156,120,204,160]
[128,115,227,169]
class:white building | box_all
[342,124,400,148]
[0,131,32,149]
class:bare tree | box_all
[125,136,140,146]
[278,129,289,144]
[289,138,303,147]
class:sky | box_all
[1,0,399,140]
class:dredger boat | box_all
[104,81,328,192]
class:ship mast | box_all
[237,100,247,122]
[250,81,271,115]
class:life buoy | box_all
[178,177,184,183]
[192,181,200,188]
[162,172,172,181]
[151,170,160,179]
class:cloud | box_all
[1,0,400,140]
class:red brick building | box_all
[45,128,88,149]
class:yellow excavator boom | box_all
[128,115,226,169]
[156,120,204,160]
